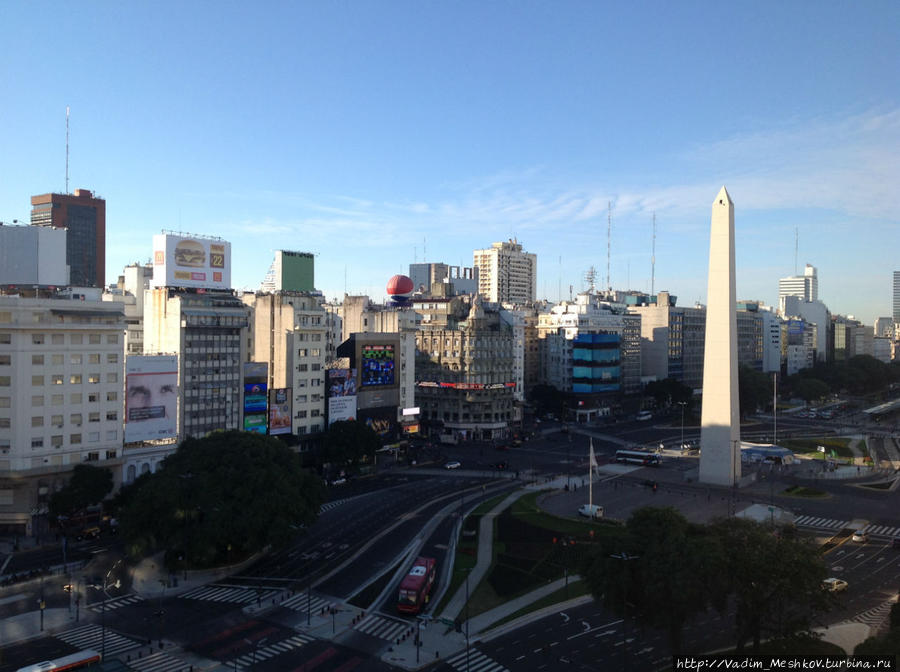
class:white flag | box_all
[589,438,597,470]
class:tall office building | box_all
[31,189,106,288]
[778,264,818,313]
[473,239,537,305]
[260,251,316,293]
[893,271,900,322]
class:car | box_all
[852,531,869,543]
[444,460,461,470]
[577,504,604,519]
[63,584,74,593]
[820,410,833,419]
[822,577,848,593]
[329,477,347,486]
[495,444,509,451]
[636,411,652,421]
[892,537,900,549]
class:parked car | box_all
[822,577,848,592]
[636,411,652,422]
[852,531,869,543]
[577,504,604,519]
[444,460,461,470]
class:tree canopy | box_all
[644,378,693,411]
[49,464,114,519]
[738,365,773,418]
[581,508,831,655]
[117,430,324,569]
[321,420,382,473]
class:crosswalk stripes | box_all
[280,592,333,614]
[794,515,848,530]
[87,593,145,613]
[126,650,191,672]
[55,623,140,658]
[353,614,412,642]
[179,585,278,604]
[444,648,509,672]
[230,634,315,667]
[320,498,351,513]
[850,598,896,632]
[861,524,900,538]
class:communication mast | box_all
[65,106,70,194]
[606,201,612,293]
[584,266,597,293]
[651,212,657,296]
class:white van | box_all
[578,504,603,519]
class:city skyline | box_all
[2,2,898,324]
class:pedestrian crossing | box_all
[55,623,140,658]
[87,593,145,613]
[280,592,334,614]
[229,634,315,668]
[851,598,896,632]
[794,515,848,530]
[353,614,412,642]
[445,648,509,672]
[179,584,278,604]
[793,516,900,539]
[126,650,191,672]
[320,498,351,513]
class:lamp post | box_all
[678,401,687,453]
[87,559,122,660]
[610,552,639,671]
[464,567,471,672]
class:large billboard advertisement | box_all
[125,355,178,443]
[358,406,397,439]
[243,362,268,434]
[268,388,292,435]
[360,344,395,387]
[151,233,232,290]
[328,368,358,426]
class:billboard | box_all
[360,344,395,387]
[358,406,397,438]
[151,233,232,290]
[268,388,292,436]
[125,355,178,443]
[243,362,268,434]
[328,368,358,426]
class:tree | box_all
[118,431,325,569]
[581,507,714,656]
[644,378,693,410]
[706,517,830,651]
[322,420,382,473]
[738,365,772,418]
[49,464,114,519]
[793,378,830,405]
[528,384,566,418]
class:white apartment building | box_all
[778,264,818,312]
[242,291,328,448]
[473,239,537,305]
[781,296,830,363]
[0,296,125,537]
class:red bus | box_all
[16,649,101,672]
[397,556,436,614]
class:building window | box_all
[0,333,11,344]
[70,393,82,404]
[70,334,82,345]
[298,349,307,357]
[70,354,82,365]
[70,374,82,384]
[32,375,44,386]
[105,450,117,459]
[88,432,100,443]
[88,393,98,403]
[296,410,307,418]
[51,354,64,365]
[0,418,9,428]
[31,438,43,449]
[0,355,9,365]
[85,451,99,461]
[51,414,63,427]
[0,376,10,387]
[52,375,63,385]
[31,416,44,427]
[106,334,118,344]
[89,334,101,344]
[32,354,44,365]
[89,412,100,423]
[105,430,117,440]
[107,353,118,363]
[51,334,64,345]
[88,354,100,364]
[106,411,117,421]
[70,413,82,426]
[51,394,63,405]
[51,435,63,447]
[106,372,117,383]
[32,334,44,345]
[71,434,82,444]
[106,391,117,402]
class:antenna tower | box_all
[606,201,612,293]
[584,266,597,293]
[651,212,657,296]
[65,106,70,194]
[794,228,798,275]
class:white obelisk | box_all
[699,186,740,486]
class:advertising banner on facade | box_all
[268,388,292,435]
[243,362,268,434]
[125,355,178,443]
[327,368,357,425]
[360,344,395,387]
[358,406,397,438]
[151,233,232,290]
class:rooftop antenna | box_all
[584,266,597,293]
[65,105,70,193]
[794,227,799,275]
[606,201,612,293]
[558,256,562,303]
[651,212,657,296]
[423,236,426,263]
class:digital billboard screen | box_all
[151,233,232,290]
[360,344,395,387]
[125,355,178,443]
[268,388,292,435]
[243,362,268,434]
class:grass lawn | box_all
[484,579,590,630]
[782,485,829,498]
[781,437,853,459]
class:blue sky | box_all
[2,1,898,324]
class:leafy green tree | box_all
[528,384,566,418]
[854,627,900,656]
[49,464,114,519]
[706,518,830,651]
[793,378,830,405]
[322,420,382,473]
[581,507,715,656]
[738,365,772,418]
[645,378,693,411]
[118,431,325,569]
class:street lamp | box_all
[87,559,122,660]
[677,401,687,453]
[245,637,267,666]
